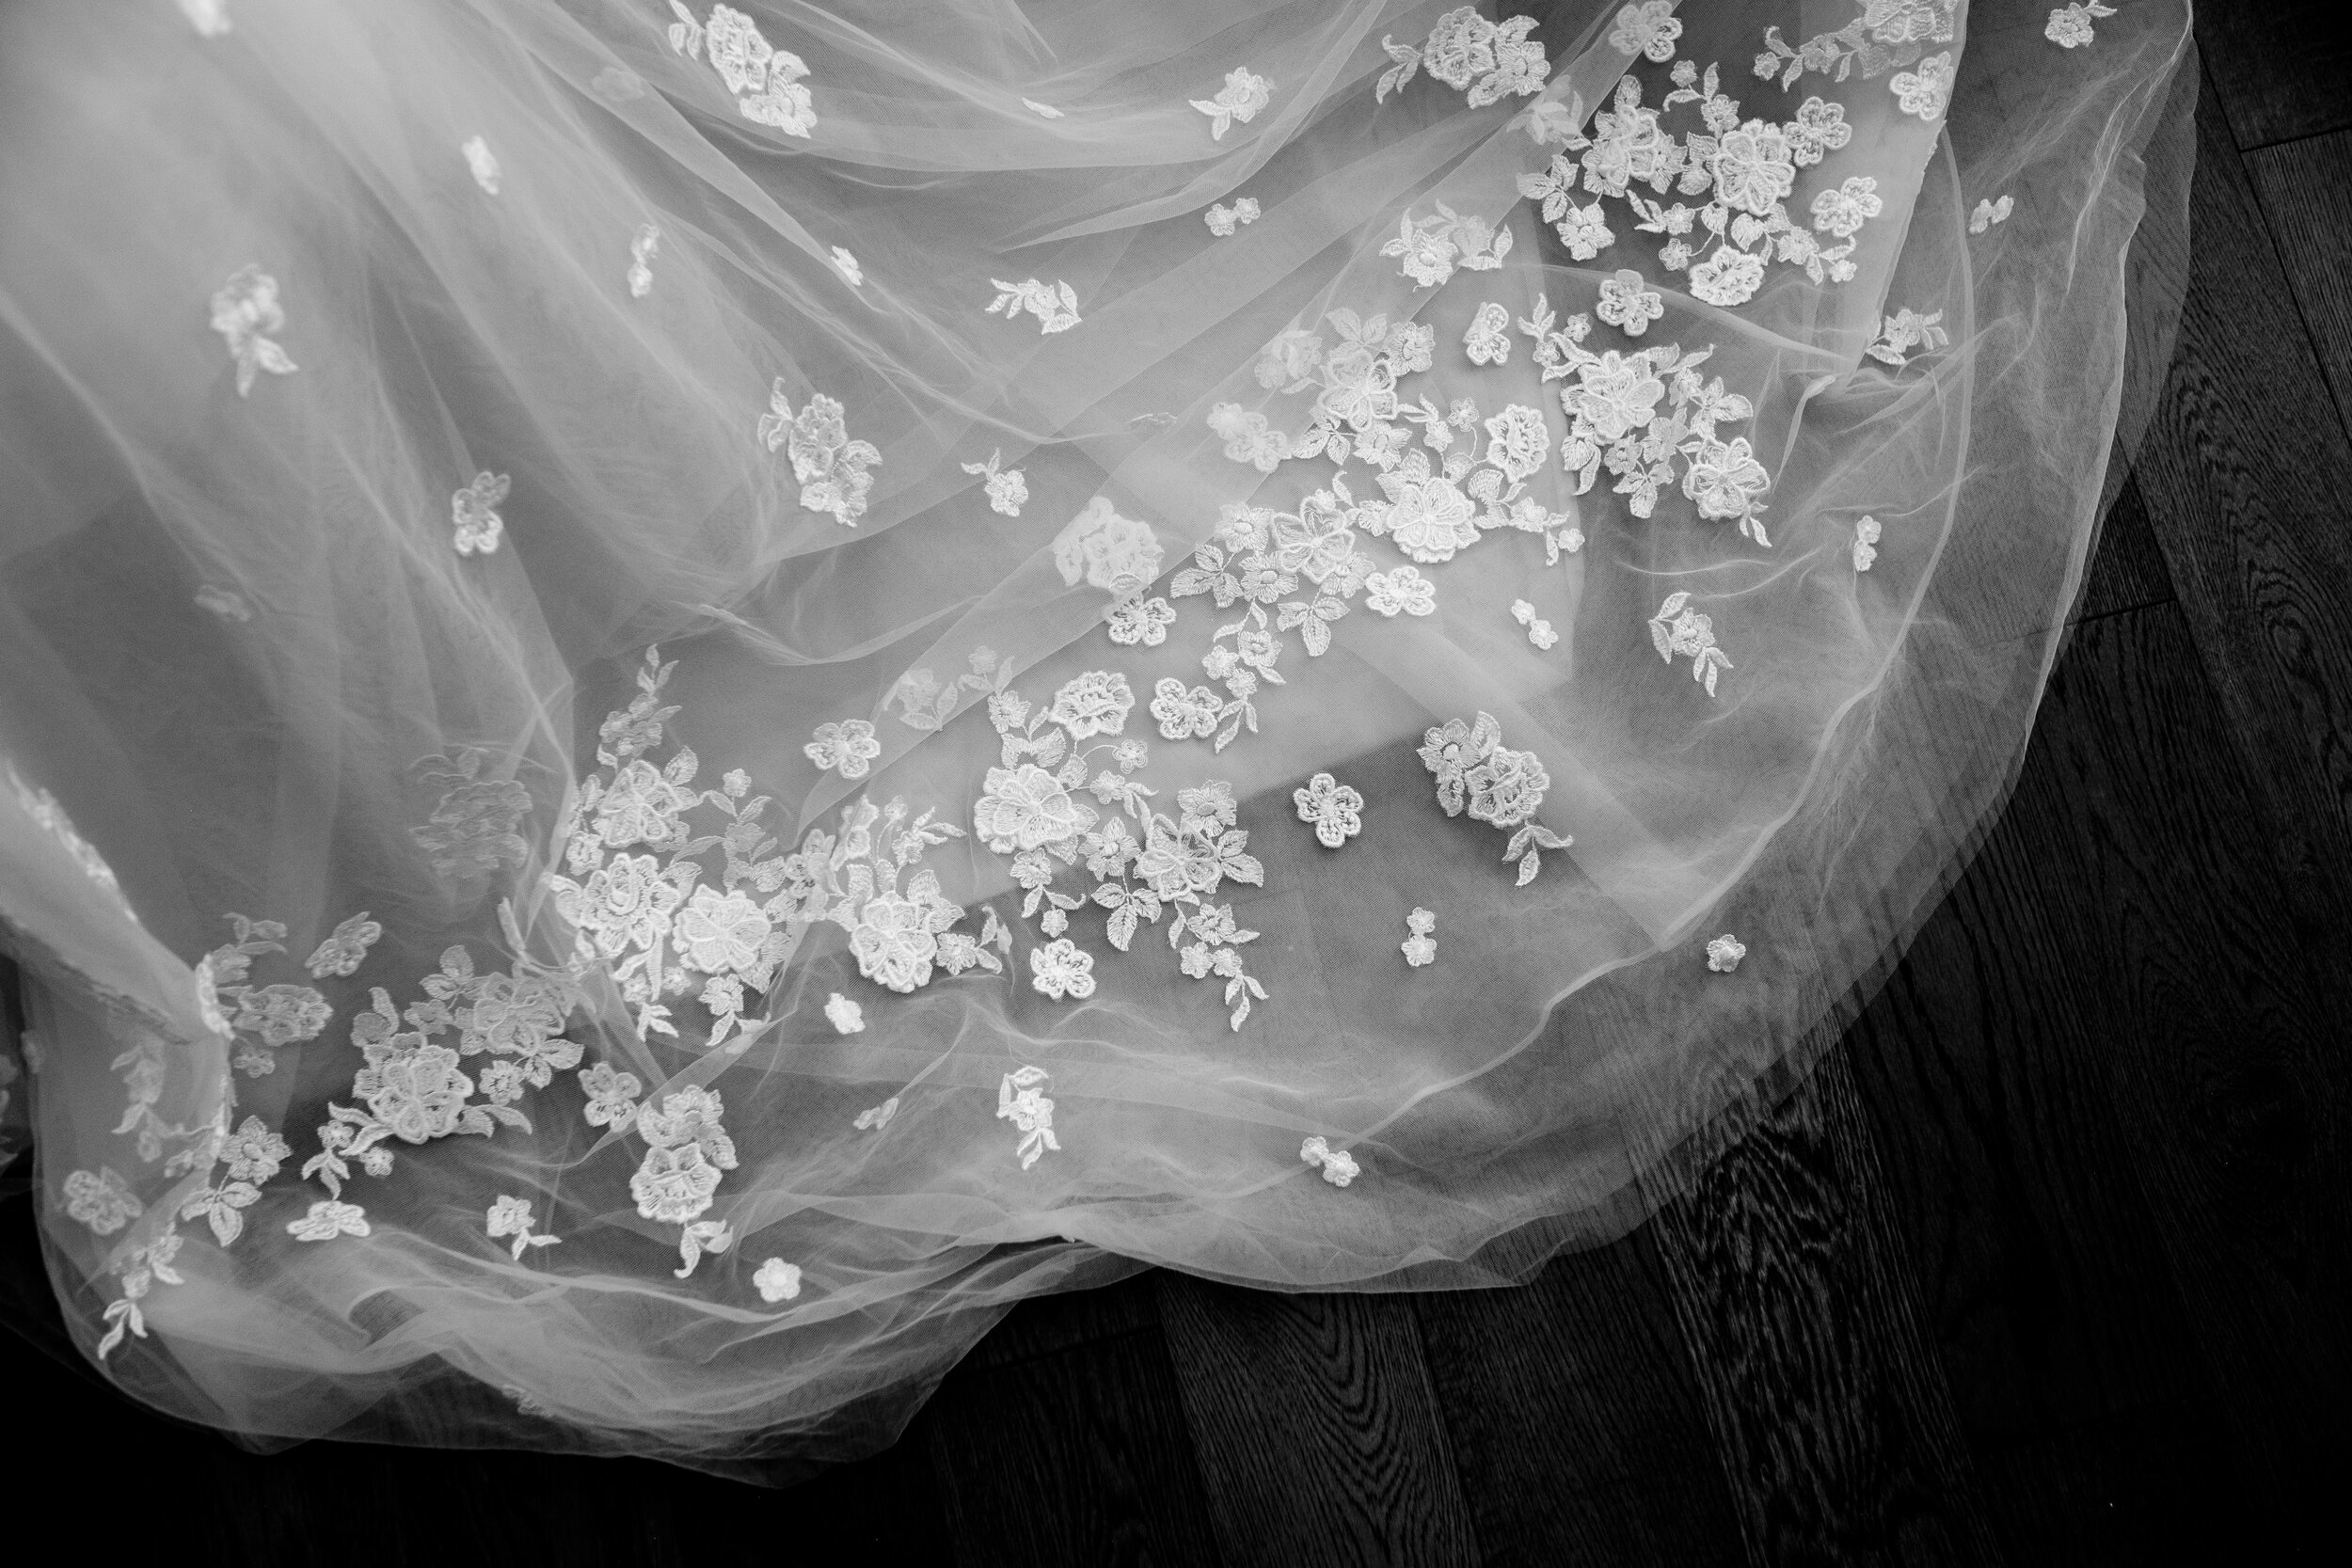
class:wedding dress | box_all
[0,0,2193,1474]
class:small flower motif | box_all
[1028,937,1097,1001]
[1687,248,1767,308]
[1852,515,1882,572]
[1787,98,1852,166]
[287,1200,371,1242]
[1512,598,1559,650]
[1423,8,1497,88]
[1191,67,1274,140]
[986,277,1082,334]
[304,911,382,978]
[975,763,1099,851]
[804,718,882,779]
[1968,194,2014,234]
[222,1117,291,1184]
[1555,202,1615,261]
[1866,306,1951,366]
[1205,198,1263,237]
[1810,176,1884,239]
[831,246,862,286]
[209,265,297,397]
[961,449,1028,515]
[1105,594,1176,647]
[627,223,660,298]
[1364,565,1437,617]
[1483,404,1552,484]
[754,1258,803,1302]
[485,1195,560,1260]
[1595,269,1665,338]
[823,992,866,1034]
[1464,301,1512,366]
[1648,591,1734,697]
[997,1065,1060,1169]
[673,885,772,976]
[452,471,510,556]
[1706,933,1747,973]
[461,135,501,195]
[1047,670,1136,738]
[1891,51,1955,121]
[2045,3,2114,48]
[63,1168,141,1235]
[853,1096,899,1132]
[1401,907,1437,968]
[1607,1,1681,62]
[1300,1135,1361,1187]
[1150,678,1223,741]
[1292,772,1364,848]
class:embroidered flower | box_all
[460,135,501,195]
[1423,8,1497,89]
[1866,306,1951,366]
[1483,404,1552,484]
[1595,270,1665,338]
[1687,248,1767,308]
[1364,565,1438,617]
[1563,350,1667,442]
[578,1060,643,1132]
[355,1038,474,1143]
[1556,202,1616,261]
[1105,594,1177,647]
[1968,194,2014,233]
[1811,176,1884,239]
[233,982,333,1047]
[627,223,660,298]
[997,1065,1060,1168]
[831,246,862,285]
[1044,671,1134,739]
[1463,745,1549,830]
[1512,598,1560,650]
[304,911,382,978]
[1401,907,1437,967]
[1205,198,1263,236]
[850,886,946,993]
[486,1196,560,1260]
[762,388,883,527]
[63,1168,141,1235]
[823,992,865,1034]
[1028,937,1097,1002]
[739,52,817,135]
[1465,302,1512,366]
[451,471,509,556]
[1787,98,1852,166]
[961,449,1028,515]
[1607,1,1681,61]
[210,265,297,397]
[974,764,1098,852]
[1191,67,1274,140]
[1375,455,1479,564]
[755,1258,803,1302]
[1053,498,1164,597]
[1648,591,1733,697]
[1300,1135,1361,1186]
[287,1200,371,1242]
[805,719,882,779]
[987,277,1083,333]
[1852,515,1882,571]
[1208,404,1294,471]
[1257,327,1326,390]
[1891,51,1954,120]
[1292,772,1363,848]
[222,1117,291,1184]
[1151,679,1223,740]
[2045,3,2114,48]
[629,1142,726,1224]
[1381,210,1462,289]
[1707,933,1747,973]
[853,1097,899,1131]
[1682,436,1772,526]
[673,886,771,976]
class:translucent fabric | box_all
[0,0,2194,1475]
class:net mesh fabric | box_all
[0,0,2194,1474]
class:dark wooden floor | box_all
[6,8,2349,1562]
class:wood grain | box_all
[2246,129,2352,436]
[1158,1276,1482,1567]
[2193,1,2352,150]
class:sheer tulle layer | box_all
[0,0,2192,1471]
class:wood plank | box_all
[927,1323,1225,1568]
[1640,1045,2003,1567]
[1416,1228,1745,1567]
[2074,467,2173,622]
[2245,128,2352,429]
[2193,1,2352,150]
[1158,1276,1482,1567]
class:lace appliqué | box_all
[410,748,532,881]
[64,1167,141,1235]
[1206,198,1262,236]
[1866,307,1949,366]
[630,1085,738,1268]
[1851,515,1881,571]
[1381,201,1513,289]
[853,1096,898,1131]
[1365,564,1437,617]
[305,911,383,978]
[201,914,335,1077]
[1890,53,1954,121]
[1055,497,1164,597]
[1465,302,1513,365]
[1375,9,1549,108]
[823,992,865,1034]
[961,449,1028,515]
[286,1200,370,1242]
[452,470,509,555]
[758,384,882,526]
[889,644,1004,733]
[997,1066,1060,1168]
[1192,68,1274,140]
[987,278,1082,334]
[486,1196,561,1260]
[804,719,882,780]
[1401,907,1437,967]
[1754,1,1958,89]
[1707,932,1748,972]
[1596,269,1665,337]
[211,265,297,397]
[1609,2,1683,62]
[578,1060,642,1132]
[831,246,862,286]
[2046,4,2116,48]
[1293,772,1363,847]
[1968,194,2014,233]
[1512,598,1560,648]
[461,135,501,195]
[1649,591,1734,697]
[628,224,660,298]
[1028,937,1096,999]
[669,4,818,136]
[1419,713,1573,884]
[8,767,126,903]
[1300,1135,1361,1186]
[755,1258,803,1301]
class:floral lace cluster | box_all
[452,470,509,556]
[1754,0,1958,91]
[1299,1134,1361,1186]
[759,384,882,527]
[1521,65,1868,303]
[1649,591,1735,696]
[409,748,532,883]
[1375,8,1549,108]
[1865,306,1949,366]
[199,914,334,1078]
[988,277,1083,334]
[1206,197,1262,237]
[1192,68,1274,140]
[1381,200,1515,291]
[461,135,501,196]
[961,449,1029,515]
[997,1066,1059,1168]
[1418,713,1573,884]
[667,3,818,135]
[2046,3,2117,49]
[210,265,297,397]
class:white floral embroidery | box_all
[1512,598,1560,649]
[1596,268,1665,338]
[1968,194,2014,233]
[486,1195,561,1260]
[578,1060,642,1132]
[1401,907,1437,967]
[831,246,862,286]
[1465,302,1513,366]
[452,470,509,556]
[1205,197,1263,236]
[987,277,1082,334]
[1028,936,1097,1000]
[409,749,532,882]
[1105,594,1177,647]
[1292,772,1363,848]
[94,1227,184,1358]
[63,1167,141,1235]
[1300,1135,1361,1186]
[1377,9,1549,107]
[461,135,501,195]
[287,1199,371,1242]
[178,0,232,36]
[628,224,660,298]
[755,1258,803,1301]
[305,911,383,978]
[210,265,297,397]
[804,719,882,780]
[200,913,336,1077]
[1649,591,1734,697]
[1851,515,1881,571]
[1891,51,1954,120]
[1755,1,1959,89]
[2045,3,2115,49]
[1364,564,1438,617]
[174,1114,289,1247]
[8,767,125,901]
[1022,98,1065,119]
[998,1066,1060,1169]
[1418,712,1573,883]
[1191,67,1274,140]
[853,1096,899,1131]
[1054,497,1164,596]
[758,384,882,526]
[1707,932,1748,973]
[821,992,866,1035]
[675,5,818,135]
[1609,1,1682,61]
[630,1085,738,1233]
[195,585,251,621]
[1811,175,1883,238]
[1380,201,1512,289]
[1865,306,1949,366]
[961,449,1028,515]
[888,645,1006,733]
